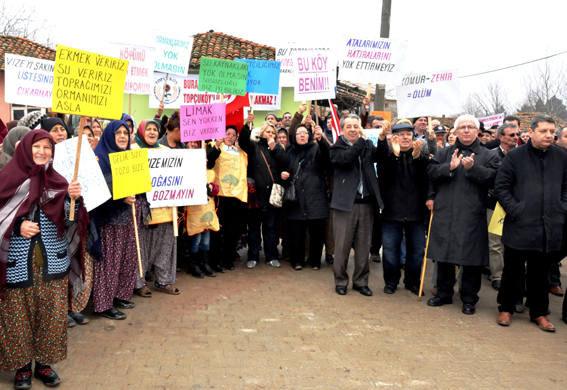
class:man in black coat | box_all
[494,115,567,332]
[330,114,384,296]
[426,115,500,315]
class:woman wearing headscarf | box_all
[0,130,87,389]
[280,124,332,270]
[91,120,148,319]
[0,118,7,145]
[0,126,31,172]
[131,119,179,296]
[40,117,69,145]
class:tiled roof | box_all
[190,30,275,69]
[513,112,567,131]
[0,35,55,72]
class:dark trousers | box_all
[247,206,278,262]
[289,219,326,268]
[381,220,425,289]
[437,262,482,305]
[549,258,562,287]
[370,208,382,255]
[498,247,553,318]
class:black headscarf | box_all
[286,124,316,172]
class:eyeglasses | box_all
[297,131,309,135]
[506,133,519,137]
[283,116,292,119]
[397,132,413,138]
[457,126,477,131]
[115,130,129,137]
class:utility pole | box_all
[375,0,391,111]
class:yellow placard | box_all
[52,45,128,119]
[110,149,152,199]
[488,202,506,236]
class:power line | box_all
[461,50,567,78]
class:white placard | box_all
[396,69,461,118]
[4,54,55,107]
[53,136,111,212]
[478,113,505,128]
[276,45,332,87]
[250,88,282,111]
[293,50,336,102]
[109,42,155,95]
[152,31,193,76]
[150,73,224,109]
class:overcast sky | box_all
[5,0,567,111]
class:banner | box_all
[109,42,155,95]
[4,54,54,108]
[152,31,193,76]
[478,113,505,129]
[276,45,332,87]
[293,50,336,101]
[396,70,461,118]
[146,149,208,207]
[198,57,248,96]
[52,45,128,119]
[338,37,407,85]
[235,59,280,95]
[110,149,152,199]
[53,135,111,211]
[180,103,226,142]
[250,88,282,111]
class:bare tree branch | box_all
[0,4,54,47]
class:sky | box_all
[5,0,567,112]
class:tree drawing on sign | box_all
[200,211,214,226]
[221,174,239,188]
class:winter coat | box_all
[426,138,500,266]
[494,140,567,252]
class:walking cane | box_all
[418,211,433,300]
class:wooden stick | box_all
[249,93,255,114]
[128,94,132,116]
[428,116,433,134]
[131,203,144,278]
[173,207,178,237]
[160,73,170,105]
[418,211,434,300]
[69,116,85,221]
[314,100,319,126]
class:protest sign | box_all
[4,54,54,108]
[147,149,208,207]
[53,135,111,211]
[488,202,506,236]
[198,57,248,96]
[249,88,282,111]
[338,37,407,85]
[52,45,128,119]
[180,103,226,142]
[235,59,280,95]
[365,129,381,147]
[150,73,223,108]
[276,45,333,87]
[293,50,336,101]
[109,42,155,95]
[370,111,392,123]
[109,148,152,199]
[152,31,193,76]
[396,70,461,118]
[478,113,505,129]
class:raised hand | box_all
[412,139,423,158]
[391,135,401,156]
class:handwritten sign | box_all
[396,69,461,118]
[488,202,506,236]
[338,37,406,85]
[250,88,282,110]
[235,59,280,95]
[180,103,226,142]
[152,31,193,76]
[53,135,111,211]
[147,149,207,207]
[109,42,155,95]
[198,57,248,96]
[109,149,152,199]
[276,44,332,87]
[370,111,392,123]
[293,50,336,101]
[479,113,505,129]
[4,54,54,108]
[52,45,128,119]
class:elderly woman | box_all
[40,117,69,145]
[0,127,31,172]
[281,124,332,270]
[0,130,86,389]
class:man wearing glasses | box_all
[281,112,292,130]
[426,115,500,315]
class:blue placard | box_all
[235,59,281,95]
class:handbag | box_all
[283,159,304,205]
[260,149,284,208]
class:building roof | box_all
[513,112,567,131]
[0,35,55,72]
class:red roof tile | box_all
[0,35,55,72]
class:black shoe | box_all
[200,251,216,277]
[113,298,135,309]
[335,285,347,295]
[383,285,396,294]
[370,253,381,263]
[187,263,205,278]
[462,303,476,315]
[100,307,127,320]
[427,296,453,307]
[144,271,154,282]
[14,370,32,390]
[481,266,491,276]
[353,285,373,296]
[69,310,89,325]
[67,314,76,328]
[212,264,226,273]
[563,317,567,325]
[409,286,421,296]
[224,263,235,271]
[325,255,334,264]
[34,366,61,387]
[515,300,524,313]
[492,280,501,291]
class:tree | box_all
[462,80,511,117]
[519,59,567,120]
[0,4,53,47]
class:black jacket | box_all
[330,136,383,212]
[494,140,567,252]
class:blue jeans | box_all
[248,207,278,262]
[188,230,210,253]
[381,220,425,289]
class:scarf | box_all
[134,119,161,148]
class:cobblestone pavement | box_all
[1,253,567,389]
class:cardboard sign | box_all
[146,149,208,207]
[109,42,155,95]
[198,57,248,96]
[52,45,128,119]
[180,103,226,142]
[53,135,111,211]
[150,73,223,109]
[249,88,282,111]
[276,44,332,87]
[479,113,505,129]
[109,148,152,199]
[235,59,281,95]
[4,54,55,108]
[152,31,193,76]
[396,70,461,118]
[370,111,392,123]
[293,50,336,101]
[488,202,506,236]
[338,37,407,85]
